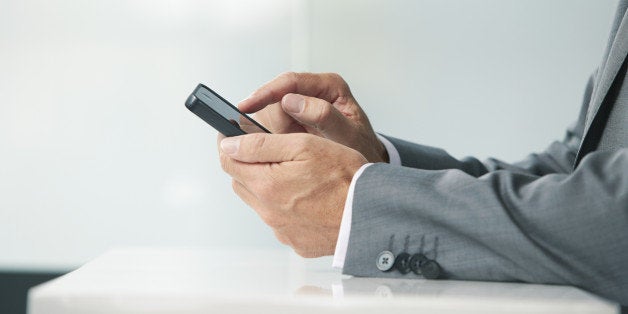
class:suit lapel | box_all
[576,9,628,165]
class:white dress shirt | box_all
[332,135,401,269]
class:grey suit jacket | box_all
[343,1,628,306]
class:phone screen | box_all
[194,85,269,134]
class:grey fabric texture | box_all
[343,1,628,307]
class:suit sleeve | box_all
[380,72,594,177]
[342,73,628,305]
[342,148,628,305]
[380,134,579,177]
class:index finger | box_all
[238,72,349,113]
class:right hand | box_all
[238,72,388,163]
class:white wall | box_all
[0,0,294,271]
[307,0,618,161]
[0,0,618,271]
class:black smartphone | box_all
[185,83,271,136]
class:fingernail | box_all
[283,94,304,113]
[220,138,240,155]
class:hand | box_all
[238,72,388,163]
[218,132,368,257]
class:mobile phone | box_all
[185,83,271,136]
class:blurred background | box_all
[0,0,619,312]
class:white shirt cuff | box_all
[332,162,372,269]
[332,134,401,269]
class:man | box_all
[218,1,628,306]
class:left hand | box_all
[218,132,368,257]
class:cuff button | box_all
[394,252,412,274]
[420,259,442,279]
[376,251,395,272]
[409,253,428,275]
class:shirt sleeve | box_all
[332,134,402,268]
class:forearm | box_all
[382,134,579,177]
[381,134,490,176]
[343,148,628,305]
[380,74,591,177]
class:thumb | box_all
[220,133,309,163]
[281,93,353,140]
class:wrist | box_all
[366,136,389,163]
[378,140,389,163]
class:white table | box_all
[28,248,620,314]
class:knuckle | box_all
[293,135,312,153]
[315,102,332,125]
[262,211,285,228]
[279,71,298,85]
[328,72,343,82]
[327,72,351,92]
[284,196,300,213]
[325,72,346,86]
[245,133,267,154]
[265,72,299,102]
[219,152,231,173]
[279,71,295,79]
